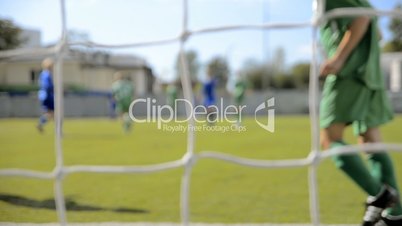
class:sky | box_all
[0,0,401,82]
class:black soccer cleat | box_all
[362,186,399,226]
[375,214,402,226]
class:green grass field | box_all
[0,116,401,224]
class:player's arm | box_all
[320,16,371,76]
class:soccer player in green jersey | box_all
[233,72,247,125]
[166,82,178,109]
[111,72,134,133]
[319,0,402,225]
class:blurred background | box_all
[0,1,402,224]
[0,0,401,117]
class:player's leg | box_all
[320,123,345,149]
[46,110,54,120]
[37,98,54,132]
[354,88,398,225]
[320,75,396,225]
[204,97,217,125]
[110,98,117,119]
[37,112,47,132]
[122,111,132,133]
[323,124,396,226]
[120,100,132,133]
[360,128,401,203]
[359,128,402,225]
[206,106,216,125]
[234,94,244,126]
[320,76,385,196]
[114,102,124,131]
[322,123,383,197]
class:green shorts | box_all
[320,75,394,135]
[115,100,131,114]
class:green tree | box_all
[271,74,296,89]
[272,47,286,76]
[206,56,229,88]
[175,50,199,83]
[291,62,310,89]
[0,19,23,51]
[241,59,273,90]
[383,4,402,52]
[265,46,286,88]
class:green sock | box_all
[122,113,132,133]
[368,153,402,216]
[330,141,382,196]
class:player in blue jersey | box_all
[37,58,54,133]
[203,67,217,124]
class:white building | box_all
[381,52,402,93]
[0,29,154,96]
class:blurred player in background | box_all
[319,0,401,225]
[233,72,247,126]
[108,93,117,119]
[111,72,134,133]
[203,66,217,124]
[227,71,247,126]
[166,82,178,111]
[37,58,54,133]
